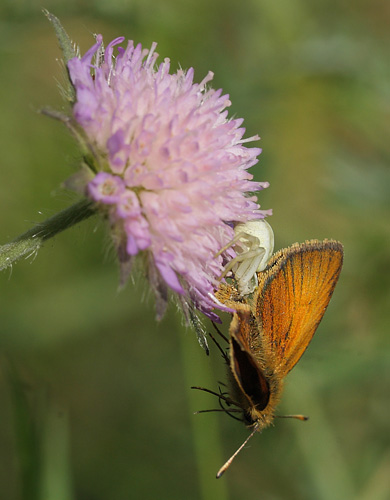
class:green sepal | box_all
[43,10,77,103]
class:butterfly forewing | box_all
[254,240,343,376]
[229,305,271,413]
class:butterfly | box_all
[194,239,343,477]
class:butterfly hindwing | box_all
[254,239,343,376]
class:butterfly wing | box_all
[229,304,270,413]
[254,239,343,376]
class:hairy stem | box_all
[0,199,96,271]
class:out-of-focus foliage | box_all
[0,1,389,499]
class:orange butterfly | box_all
[194,239,343,477]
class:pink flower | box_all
[67,35,271,321]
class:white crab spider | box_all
[218,219,274,296]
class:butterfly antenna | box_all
[216,423,260,479]
[275,414,309,421]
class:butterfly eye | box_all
[243,411,256,425]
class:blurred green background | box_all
[0,1,389,499]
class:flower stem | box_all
[0,199,96,271]
[177,321,230,500]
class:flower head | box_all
[67,35,271,321]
